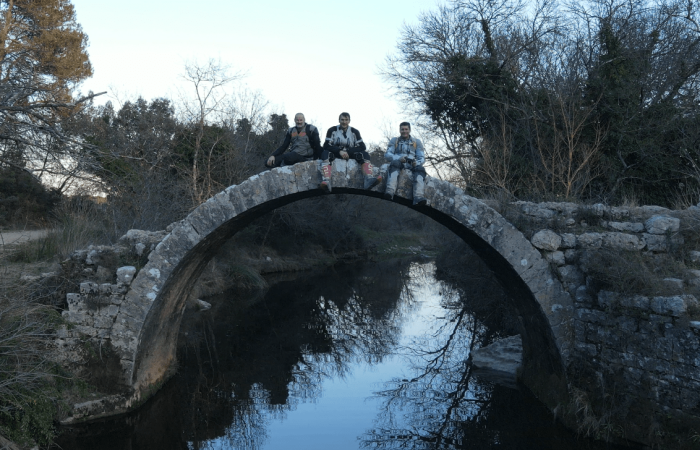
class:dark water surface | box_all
[55,259,628,450]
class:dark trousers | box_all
[268,152,307,168]
[321,147,370,163]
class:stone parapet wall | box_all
[513,200,700,441]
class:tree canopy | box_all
[0,0,95,187]
[384,0,700,205]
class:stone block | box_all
[558,265,585,287]
[110,294,124,305]
[111,283,128,295]
[663,278,684,291]
[690,251,700,263]
[564,249,579,264]
[560,233,576,249]
[654,337,675,360]
[531,229,562,251]
[616,316,638,334]
[545,251,565,266]
[639,314,673,335]
[99,283,112,295]
[619,295,650,310]
[645,215,680,234]
[608,221,645,233]
[80,282,98,295]
[577,233,603,249]
[651,296,688,317]
[608,207,630,220]
[116,266,137,285]
[93,315,115,329]
[687,269,700,287]
[95,265,112,282]
[597,290,619,308]
[575,285,593,304]
[576,308,607,324]
[74,324,98,337]
[602,232,645,251]
[105,304,120,317]
[66,293,83,312]
[575,341,598,357]
[62,310,92,326]
[643,233,668,252]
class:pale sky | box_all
[71,0,438,146]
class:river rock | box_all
[531,230,561,251]
[470,335,522,388]
[196,299,212,311]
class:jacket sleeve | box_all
[272,130,291,157]
[310,126,323,158]
[351,128,367,152]
[415,138,426,165]
[385,138,400,161]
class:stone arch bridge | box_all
[63,160,579,418]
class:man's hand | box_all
[267,156,275,166]
[400,156,407,163]
[340,150,349,160]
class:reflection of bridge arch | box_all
[112,160,573,408]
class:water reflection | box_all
[55,258,622,450]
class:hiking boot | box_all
[319,161,332,193]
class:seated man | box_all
[383,122,427,206]
[319,112,380,192]
[266,113,322,168]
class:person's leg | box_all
[347,149,382,190]
[412,165,427,206]
[319,149,340,192]
[384,159,402,200]
[281,152,306,166]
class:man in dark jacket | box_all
[318,112,380,192]
[266,113,322,168]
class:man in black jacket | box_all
[266,113,322,168]
[319,112,380,192]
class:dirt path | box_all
[0,229,49,247]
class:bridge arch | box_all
[111,160,573,408]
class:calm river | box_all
[55,258,629,449]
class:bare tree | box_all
[176,59,245,203]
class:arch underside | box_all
[112,160,573,408]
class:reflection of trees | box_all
[362,274,494,449]
[175,258,416,449]
[362,258,615,450]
